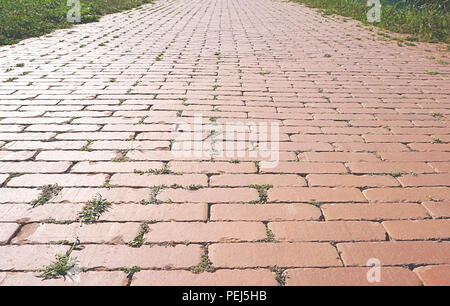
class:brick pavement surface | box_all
[0,0,449,286]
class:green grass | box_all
[0,0,154,46]
[292,0,449,43]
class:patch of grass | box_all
[120,266,141,280]
[31,184,63,207]
[78,195,111,223]
[271,266,287,286]
[0,0,154,46]
[324,53,332,57]
[146,164,172,175]
[433,138,443,143]
[430,112,444,119]
[187,184,203,190]
[128,223,149,248]
[291,0,449,43]
[428,196,443,202]
[386,171,407,178]
[426,70,439,75]
[140,185,166,205]
[80,139,93,151]
[190,253,216,274]
[37,239,82,280]
[249,184,273,204]
[112,149,129,162]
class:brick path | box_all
[0,0,449,286]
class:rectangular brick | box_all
[268,187,367,203]
[144,221,266,243]
[307,174,399,187]
[71,161,164,173]
[209,242,342,268]
[100,204,207,221]
[12,223,140,244]
[7,174,107,187]
[132,269,277,286]
[337,241,450,266]
[286,267,421,286]
[363,187,450,202]
[74,244,201,269]
[168,161,257,174]
[383,219,450,240]
[158,188,259,203]
[210,204,321,221]
[347,162,435,174]
[397,174,450,187]
[210,174,305,187]
[321,203,429,221]
[0,162,71,173]
[269,221,386,242]
[261,162,348,174]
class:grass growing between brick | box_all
[31,184,63,207]
[292,0,449,43]
[0,0,154,46]
[38,239,82,280]
[78,195,111,223]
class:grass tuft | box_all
[31,184,63,207]
[78,195,111,223]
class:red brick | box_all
[347,162,434,174]
[132,269,277,286]
[269,221,386,242]
[211,204,321,221]
[0,162,71,173]
[110,173,208,187]
[12,223,140,244]
[422,201,450,218]
[414,265,450,286]
[397,174,450,187]
[286,267,421,286]
[383,219,450,240]
[36,150,116,161]
[168,161,257,174]
[210,174,305,187]
[209,242,342,268]
[333,142,409,152]
[363,187,450,202]
[0,223,20,244]
[268,187,367,203]
[4,141,86,150]
[0,188,40,203]
[55,132,133,140]
[302,152,379,162]
[0,245,67,270]
[321,203,429,221]
[337,241,450,266]
[0,151,35,161]
[144,221,266,243]
[158,188,259,203]
[0,174,8,185]
[0,271,127,286]
[71,161,164,173]
[380,152,450,162]
[7,174,107,187]
[261,162,347,174]
[429,162,450,173]
[0,204,82,223]
[307,174,399,187]
[100,204,207,221]
[48,187,151,203]
[74,244,201,269]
